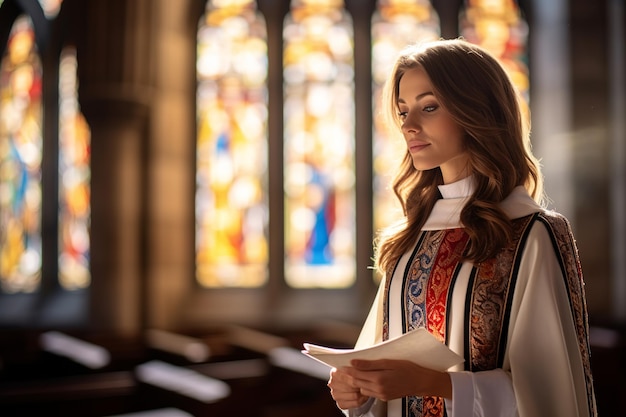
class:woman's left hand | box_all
[342,359,452,401]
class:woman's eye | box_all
[423,105,438,112]
[398,111,408,119]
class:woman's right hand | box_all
[328,367,371,410]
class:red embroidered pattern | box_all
[426,229,468,342]
[422,397,445,417]
[419,229,468,417]
[385,229,470,417]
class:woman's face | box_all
[397,66,469,184]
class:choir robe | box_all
[346,178,597,417]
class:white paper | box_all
[302,328,464,372]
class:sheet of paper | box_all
[302,328,464,372]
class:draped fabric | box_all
[347,184,597,417]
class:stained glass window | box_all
[58,46,91,290]
[459,0,529,103]
[283,0,355,288]
[371,0,440,244]
[196,0,269,288]
[0,16,43,293]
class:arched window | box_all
[283,0,355,288]
[0,0,90,326]
[196,0,269,288]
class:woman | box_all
[327,39,597,417]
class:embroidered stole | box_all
[382,214,535,417]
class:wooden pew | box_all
[0,326,350,416]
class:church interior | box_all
[0,0,625,416]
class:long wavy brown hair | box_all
[375,39,544,275]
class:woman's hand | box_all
[328,367,372,410]
[342,359,452,402]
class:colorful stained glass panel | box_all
[196,0,269,288]
[0,16,43,293]
[283,0,355,288]
[58,46,91,290]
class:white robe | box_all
[346,179,597,417]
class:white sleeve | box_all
[446,369,518,417]
[343,398,386,417]
[505,223,595,417]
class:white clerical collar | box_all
[437,176,475,199]
[424,181,543,230]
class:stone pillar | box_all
[69,0,155,334]
[144,0,199,330]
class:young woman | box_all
[327,39,597,417]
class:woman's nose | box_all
[401,115,420,134]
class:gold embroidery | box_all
[469,214,534,371]
[403,229,468,417]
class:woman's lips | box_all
[408,141,430,153]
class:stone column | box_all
[69,0,155,334]
[144,0,199,330]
